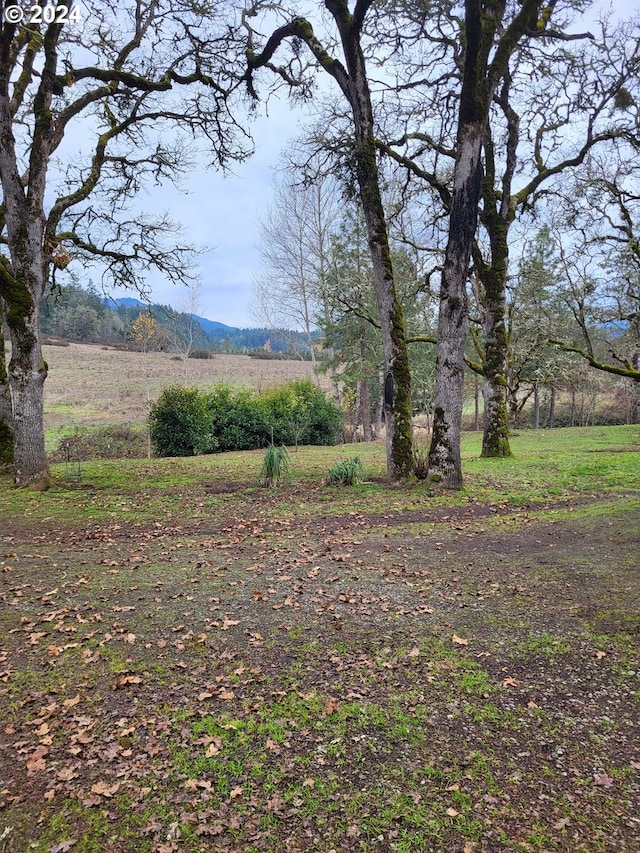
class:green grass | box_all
[3,425,639,526]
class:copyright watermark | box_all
[2,3,82,24]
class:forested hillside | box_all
[39,282,313,357]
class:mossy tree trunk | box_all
[477,208,511,458]
[314,0,413,480]
[0,299,15,466]
[426,0,489,489]
[0,15,55,487]
[427,0,544,486]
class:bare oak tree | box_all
[0,0,248,486]
[243,0,414,481]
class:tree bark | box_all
[533,382,540,429]
[481,253,511,456]
[546,383,556,429]
[0,301,14,466]
[427,0,488,488]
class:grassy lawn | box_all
[0,425,639,852]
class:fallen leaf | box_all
[63,695,81,708]
[593,772,614,788]
[324,698,338,715]
[407,647,420,657]
[595,650,607,659]
[501,677,519,688]
[115,675,143,688]
[49,840,77,853]
[91,780,120,797]
[57,767,78,782]
[229,785,243,798]
[452,634,469,646]
[446,807,459,817]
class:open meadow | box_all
[1,423,639,852]
[38,342,319,441]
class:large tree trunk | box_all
[0,37,53,487]
[336,7,413,480]
[427,0,488,488]
[5,276,50,487]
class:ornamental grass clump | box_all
[325,456,364,486]
[261,444,290,487]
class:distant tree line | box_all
[38,281,314,356]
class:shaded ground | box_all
[1,486,639,853]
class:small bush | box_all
[259,379,342,447]
[149,386,213,457]
[188,349,214,360]
[206,384,269,452]
[261,444,290,487]
[50,425,147,461]
[325,456,363,486]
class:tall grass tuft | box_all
[261,444,290,487]
[412,439,430,480]
[325,456,364,486]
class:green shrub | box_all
[206,384,268,452]
[259,379,342,447]
[261,444,290,487]
[148,380,342,458]
[149,386,213,457]
[325,456,364,486]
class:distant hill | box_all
[190,314,235,333]
[105,296,147,309]
[99,296,312,356]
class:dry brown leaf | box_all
[446,807,459,817]
[407,647,420,657]
[323,698,338,715]
[452,634,469,646]
[91,780,120,797]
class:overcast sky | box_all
[108,93,311,329]
[108,0,638,329]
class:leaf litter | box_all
[0,486,638,851]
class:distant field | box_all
[38,342,319,431]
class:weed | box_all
[325,455,364,485]
[261,443,290,487]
